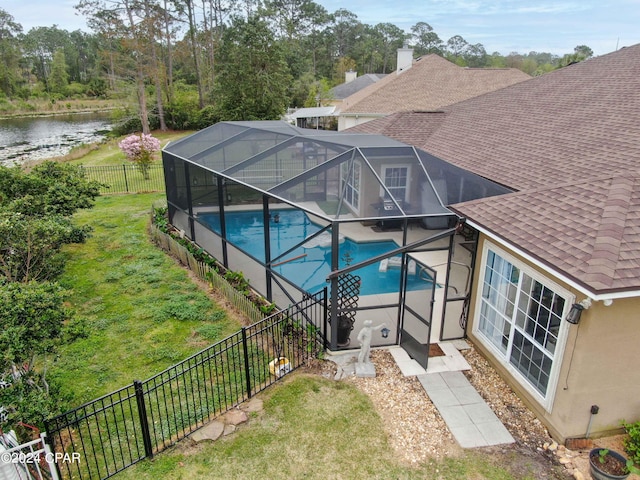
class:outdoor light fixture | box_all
[565,303,584,324]
[381,327,390,339]
[565,298,592,325]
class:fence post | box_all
[134,380,154,459]
[123,164,130,193]
[241,327,252,399]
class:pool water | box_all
[197,209,434,295]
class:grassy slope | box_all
[64,131,192,167]
[51,193,241,405]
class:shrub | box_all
[622,419,640,466]
[118,133,161,180]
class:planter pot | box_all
[589,448,630,480]
[336,315,353,347]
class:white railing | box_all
[0,430,59,480]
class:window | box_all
[381,166,409,202]
[475,243,571,408]
[341,160,361,210]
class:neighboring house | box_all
[349,44,640,442]
[286,73,387,130]
[328,72,388,108]
[337,50,530,131]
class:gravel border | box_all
[345,344,554,465]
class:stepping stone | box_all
[240,398,263,413]
[224,409,248,426]
[190,421,224,443]
[223,424,236,436]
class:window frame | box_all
[473,240,574,412]
[341,159,361,213]
[380,164,411,203]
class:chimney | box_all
[345,70,357,83]
[396,45,414,75]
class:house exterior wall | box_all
[338,114,379,131]
[467,233,640,443]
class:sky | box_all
[4,0,640,57]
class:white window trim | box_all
[342,159,361,214]
[379,164,411,203]
[472,240,574,412]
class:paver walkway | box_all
[388,344,514,448]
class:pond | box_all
[0,112,112,167]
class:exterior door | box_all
[400,260,436,369]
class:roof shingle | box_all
[339,54,530,115]
[352,44,640,295]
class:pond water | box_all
[0,112,112,166]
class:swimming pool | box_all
[197,209,434,295]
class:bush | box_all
[622,419,640,466]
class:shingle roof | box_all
[350,44,640,295]
[340,54,530,115]
[330,74,387,100]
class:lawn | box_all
[117,374,531,480]
[50,193,242,406]
[65,130,192,167]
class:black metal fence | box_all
[44,290,327,480]
[80,164,165,194]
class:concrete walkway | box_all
[388,344,514,448]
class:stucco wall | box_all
[467,234,640,442]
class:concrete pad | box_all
[356,362,376,378]
[462,403,500,424]
[476,421,515,446]
[451,339,471,350]
[417,372,449,391]
[448,424,487,448]
[425,356,449,373]
[389,348,427,376]
[442,354,471,371]
[440,371,470,388]
[438,342,460,356]
[190,421,224,443]
[426,387,461,407]
[437,405,471,428]
[451,385,485,405]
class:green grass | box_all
[117,374,532,480]
[67,131,192,167]
[51,193,241,405]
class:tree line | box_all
[0,3,593,132]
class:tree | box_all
[212,16,292,120]
[49,49,70,95]
[557,45,593,69]
[445,35,468,64]
[410,21,443,56]
[118,133,161,179]
[374,23,408,73]
[0,9,23,97]
[463,43,487,68]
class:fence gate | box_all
[400,260,437,369]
